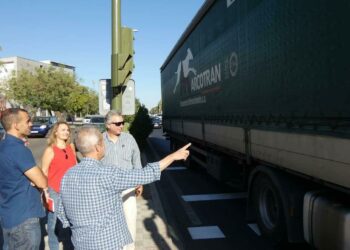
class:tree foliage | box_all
[66,84,98,115]
[149,100,162,115]
[128,103,153,150]
[6,67,97,115]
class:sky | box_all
[0,0,205,109]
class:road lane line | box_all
[147,140,202,226]
[188,226,225,240]
[166,174,203,226]
[182,193,247,202]
[165,166,187,171]
[247,223,261,236]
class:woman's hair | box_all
[47,121,71,146]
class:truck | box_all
[160,0,350,249]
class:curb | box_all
[141,139,183,250]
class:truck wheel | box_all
[252,174,286,243]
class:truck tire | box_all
[252,174,287,243]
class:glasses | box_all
[62,149,68,159]
[110,121,125,127]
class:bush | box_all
[128,105,153,151]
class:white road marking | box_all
[188,226,226,240]
[165,166,187,171]
[182,193,247,202]
[247,223,261,236]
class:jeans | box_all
[47,188,59,250]
[0,218,9,250]
[47,188,74,250]
[2,218,40,250]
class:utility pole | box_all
[111,0,135,114]
[111,0,122,111]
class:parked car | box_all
[83,115,105,124]
[82,115,105,132]
[82,115,93,124]
[151,117,162,129]
[29,116,57,137]
[0,123,5,140]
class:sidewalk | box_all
[135,152,178,250]
[135,182,178,250]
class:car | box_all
[82,115,105,132]
[0,123,5,140]
[29,116,57,137]
[151,117,162,129]
[82,115,93,124]
[83,115,104,124]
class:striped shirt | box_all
[56,158,160,250]
[101,132,142,170]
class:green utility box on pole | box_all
[111,0,135,114]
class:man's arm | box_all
[131,135,143,196]
[131,136,142,169]
[24,166,48,189]
[107,143,191,191]
[56,195,70,228]
[158,143,191,171]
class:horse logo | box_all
[173,48,197,94]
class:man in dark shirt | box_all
[0,108,48,250]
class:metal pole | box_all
[111,0,122,111]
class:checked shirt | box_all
[57,158,160,250]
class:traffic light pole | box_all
[111,0,122,111]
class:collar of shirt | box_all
[103,131,125,143]
[80,157,104,167]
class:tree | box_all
[129,103,153,150]
[149,100,162,115]
[7,67,73,114]
[6,67,98,115]
[66,84,98,116]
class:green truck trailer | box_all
[161,0,350,249]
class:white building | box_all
[0,56,75,113]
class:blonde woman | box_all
[41,121,76,250]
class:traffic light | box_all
[117,27,134,86]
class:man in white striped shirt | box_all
[101,110,142,250]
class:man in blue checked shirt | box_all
[57,126,190,250]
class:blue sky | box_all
[0,0,205,109]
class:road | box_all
[28,137,48,164]
[147,129,312,250]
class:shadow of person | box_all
[144,214,171,250]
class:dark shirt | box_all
[0,134,45,229]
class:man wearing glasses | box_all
[102,110,142,250]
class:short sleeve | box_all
[13,146,36,173]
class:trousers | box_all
[122,187,137,250]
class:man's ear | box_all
[95,143,101,153]
[13,122,19,131]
